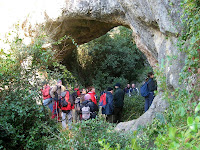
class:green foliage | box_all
[72,26,151,90]
[0,30,76,149]
[95,1,200,149]
[135,0,200,149]
[0,0,198,149]
[153,1,200,149]
[122,95,145,121]
[47,118,132,150]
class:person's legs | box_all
[145,97,149,112]
[67,111,72,130]
[106,115,113,123]
[118,107,123,122]
[62,112,67,129]
[48,100,53,112]
[113,107,120,123]
[148,92,154,108]
[72,109,76,123]
[113,107,117,123]
[76,110,80,122]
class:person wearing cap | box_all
[113,83,125,123]
[50,79,66,121]
[80,94,99,119]
[102,87,114,123]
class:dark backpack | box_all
[60,91,70,107]
[71,91,77,105]
[140,80,151,97]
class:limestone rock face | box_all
[47,0,185,88]
[115,92,169,131]
[56,0,185,131]
[1,0,185,131]
[58,0,184,131]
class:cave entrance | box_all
[46,17,157,122]
[64,26,152,121]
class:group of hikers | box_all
[41,72,157,129]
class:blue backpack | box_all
[140,79,151,97]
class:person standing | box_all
[113,83,125,123]
[60,90,73,130]
[74,85,81,97]
[50,79,66,121]
[144,72,157,112]
[41,82,53,112]
[101,87,114,123]
[78,88,87,120]
[80,94,99,120]
[88,87,97,105]
[130,83,139,96]
[80,88,87,103]
[124,84,131,97]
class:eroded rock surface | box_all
[115,92,169,131]
[1,0,185,131]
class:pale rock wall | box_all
[0,0,185,131]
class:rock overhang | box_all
[1,0,185,131]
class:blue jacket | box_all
[124,87,131,94]
[102,91,114,115]
[147,78,157,92]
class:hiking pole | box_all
[56,101,58,123]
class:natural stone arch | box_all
[43,0,185,131]
[1,0,185,131]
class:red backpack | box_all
[42,85,51,100]
[60,90,73,110]
[99,93,107,108]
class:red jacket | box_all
[74,88,81,96]
[88,92,97,105]
[61,91,72,111]
[41,85,51,100]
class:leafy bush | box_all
[122,95,145,121]
[122,1,200,149]
[47,118,132,150]
[0,31,75,149]
[90,1,200,149]
[70,26,151,90]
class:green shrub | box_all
[122,95,145,121]
[70,26,151,89]
[91,1,200,149]
[0,90,57,149]
[0,31,75,149]
[48,118,132,150]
